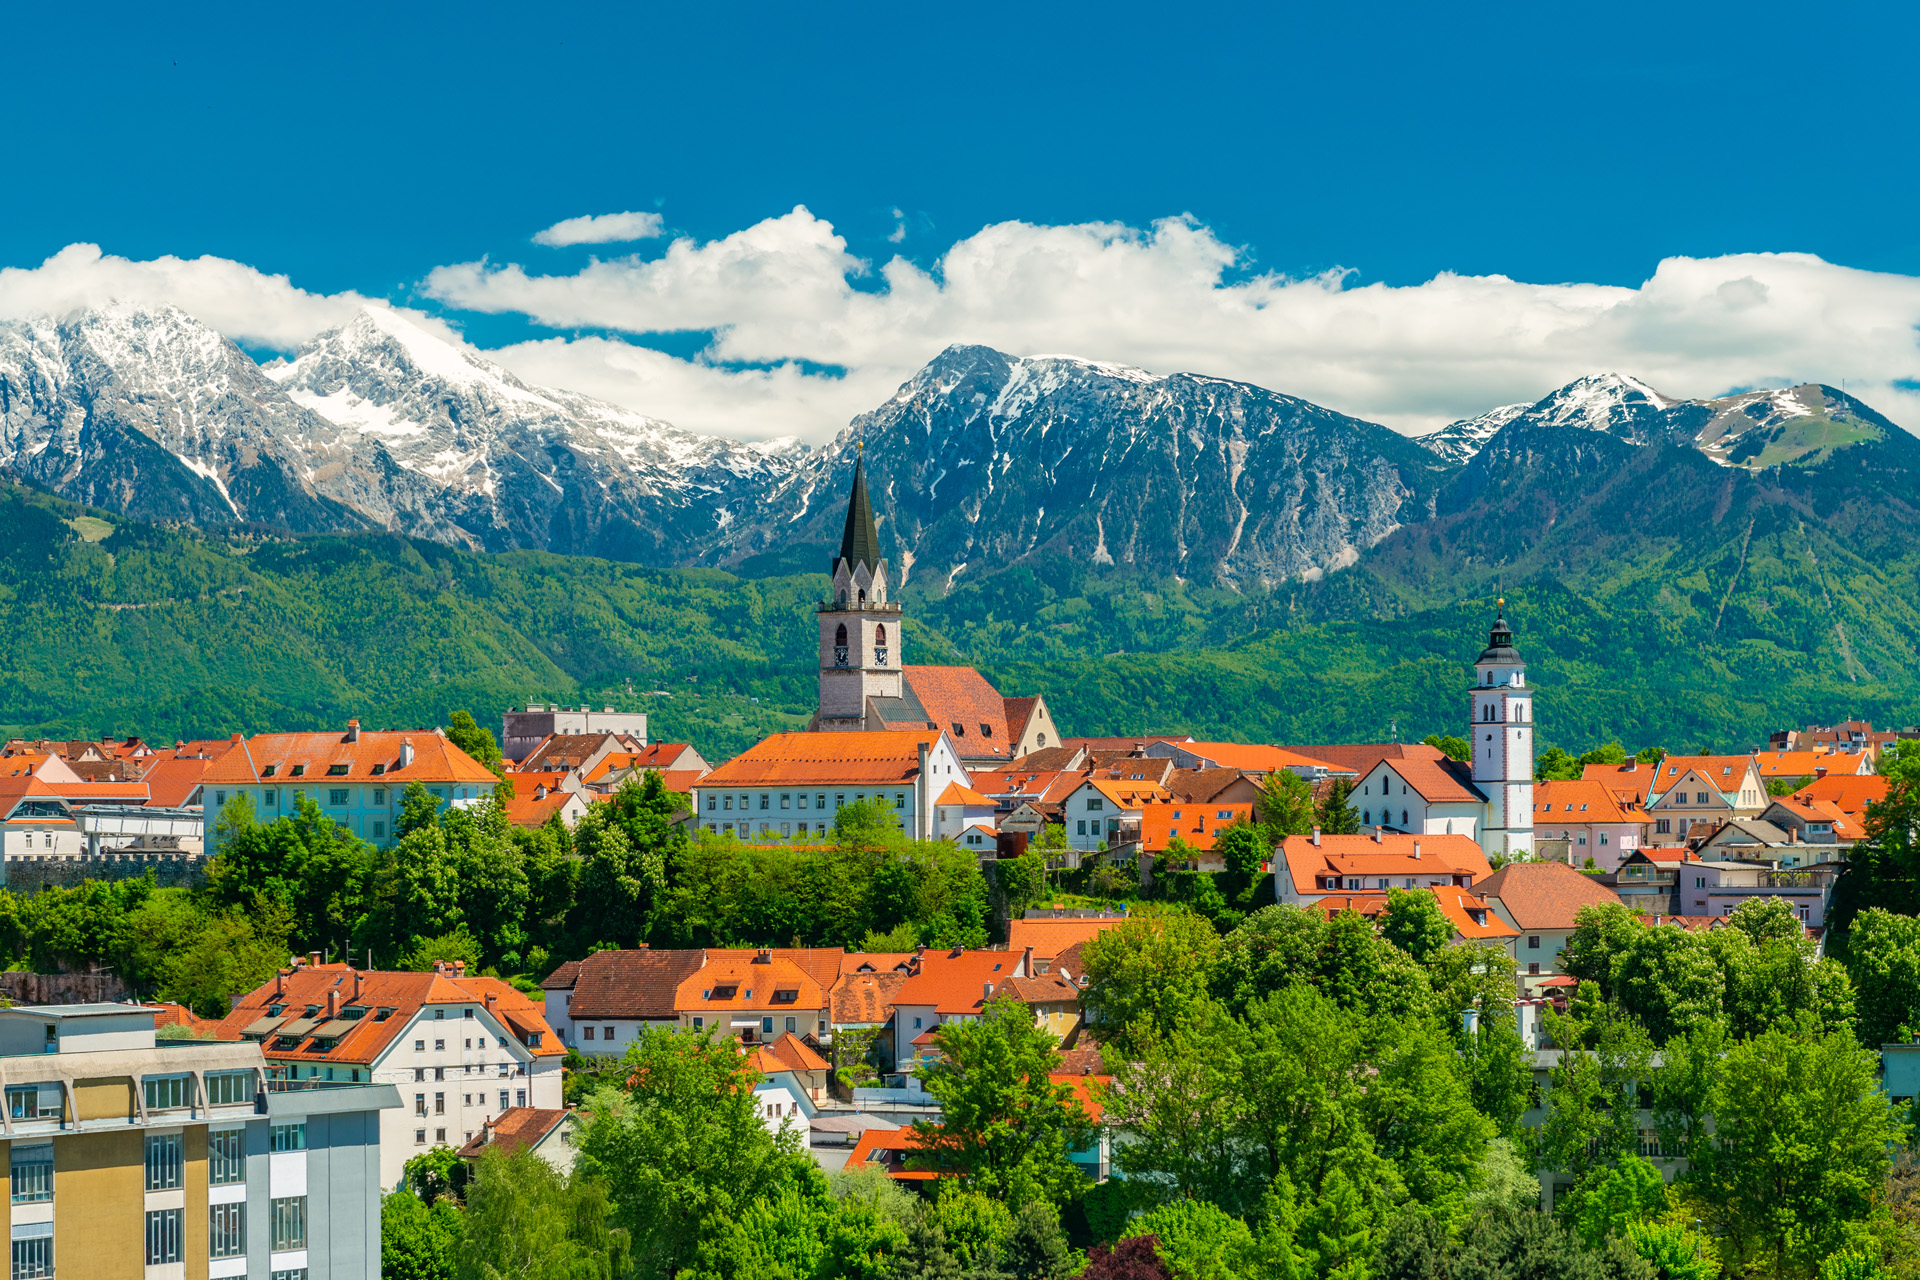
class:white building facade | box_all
[1469,607,1535,859]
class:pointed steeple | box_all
[834,452,882,576]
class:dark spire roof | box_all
[1476,600,1523,666]
[834,453,883,576]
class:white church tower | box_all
[1469,603,1534,859]
[816,453,905,730]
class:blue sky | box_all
[3,0,1918,442]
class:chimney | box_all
[1020,945,1033,977]
[401,738,416,768]
[433,960,446,976]
[1311,827,1321,847]
[347,719,361,744]
[308,951,321,968]
[274,969,287,998]
[983,981,994,999]
[1413,842,1421,860]
[351,971,362,1003]
[326,990,339,1018]
[453,960,466,977]
[485,992,497,1010]
[1372,828,1383,844]
[753,949,772,964]
[534,784,548,800]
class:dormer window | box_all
[372,763,386,776]
[953,722,966,737]
[261,765,277,778]
[327,764,349,776]
[289,764,305,778]
[981,724,992,737]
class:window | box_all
[1528,963,1540,976]
[693,1017,703,1030]
[271,1196,308,1251]
[373,788,386,804]
[582,1026,594,1040]
[329,788,348,805]
[206,1069,255,1106]
[758,793,769,810]
[374,820,387,838]
[706,795,716,812]
[145,1132,183,1190]
[263,788,278,807]
[780,794,790,809]
[498,1090,509,1111]
[1076,820,1086,835]
[835,794,844,808]
[210,1127,246,1185]
[1088,798,1104,812]
[215,791,227,807]
[146,1208,184,1265]
[415,1129,427,1145]
[289,764,305,778]
[1655,819,1671,834]
[516,1088,527,1107]
[327,763,349,776]
[723,795,732,810]
[603,1027,615,1040]
[210,1201,246,1259]
[10,1145,51,1204]
[1527,936,1540,950]
[435,1039,446,1051]
[818,794,828,809]
[270,1122,306,1152]
[435,1092,445,1114]
[415,1039,425,1051]
[895,793,906,809]
[10,1224,51,1279]
[144,1073,193,1112]
[5,1085,58,1121]
[436,1127,447,1143]
[416,1093,427,1116]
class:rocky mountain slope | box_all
[713,344,1451,585]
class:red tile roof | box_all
[138,756,212,808]
[214,964,564,1065]
[894,949,1025,1016]
[1004,697,1041,743]
[991,973,1081,1005]
[566,949,708,1020]
[202,729,497,787]
[456,1107,571,1159]
[1472,860,1623,931]
[1649,756,1760,794]
[1533,779,1639,825]
[845,1126,943,1179]
[750,1031,830,1075]
[1429,885,1521,941]
[898,666,1012,760]
[1180,743,1348,773]
[1279,833,1492,896]
[701,731,941,786]
[1007,918,1125,962]
[1793,775,1890,824]
[675,953,826,1015]
[830,968,908,1025]
[1282,742,1444,777]
[1755,750,1866,778]
[504,789,581,828]
[937,782,993,806]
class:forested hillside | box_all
[1,475,1916,760]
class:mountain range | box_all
[0,301,1916,751]
[5,303,1911,592]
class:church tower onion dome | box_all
[1475,607,1523,668]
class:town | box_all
[0,465,1909,1280]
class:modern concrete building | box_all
[0,1002,398,1280]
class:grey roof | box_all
[0,1003,146,1019]
[1475,609,1524,666]
[834,455,884,576]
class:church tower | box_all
[816,454,905,731]
[1469,603,1535,858]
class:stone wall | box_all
[3,853,207,895]
[0,970,132,1005]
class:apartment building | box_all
[216,960,563,1190]
[0,1002,396,1280]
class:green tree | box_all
[1818,1252,1891,1280]
[1425,735,1471,764]
[1690,1028,1906,1278]
[452,1147,631,1280]
[1216,905,1435,1021]
[1261,769,1319,838]
[1382,888,1454,964]
[1000,1200,1076,1280]
[1829,742,1920,955]
[1623,1220,1719,1280]
[1216,824,1271,882]
[1101,998,1259,1212]
[1317,780,1361,835]
[1560,903,1645,999]
[1000,852,1049,918]
[1536,747,1582,782]
[577,1026,815,1279]
[1535,994,1655,1185]
[569,773,679,948]
[382,1187,462,1280]
[1124,1200,1259,1280]
[1614,925,1726,1044]
[404,1146,470,1203]
[207,791,375,953]
[1845,908,1920,1045]
[1562,1155,1669,1246]
[445,709,503,773]
[911,996,1095,1207]
[1081,911,1223,1056]
[160,906,293,1017]
[1579,742,1630,768]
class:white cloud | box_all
[6,215,1920,449]
[531,211,666,248]
[426,206,1920,442]
[888,208,907,244]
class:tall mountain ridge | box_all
[0,302,1914,597]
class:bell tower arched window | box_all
[833,624,848,668]
[874,623,889,667]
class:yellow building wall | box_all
[72,1077,135,1123]
[54,1130,143,1277]
[185,1125,209,1280]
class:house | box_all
[1693,818,1842,868]
[503,783,590,830]
[0,1002,395,1280]
[201,722,500,848]
[933,782,998,841]
[513,731,648,777]
[1759,795,1859,846]
[1276,831,1493,908]
[0,776,84,861]
[543,947,846,1052]
[1059,777,1172,861]
[1429,885,1522,956]
[215,957,565,1190]
[1601,847,1700,916]
[750,1032,832,1104]
[890,947,1031,1071]
[575,742,710,794]
[0,753,83,784]
[457,1106,577,1175]
[1136,802,1258,868]
[500,704,650,764]
[829,959,913,1073]
[1349,745,1490,841]
[1670,860,1837,925]
[1007,914,1127,973]
[1471,860,1624,990]
[693,730,968,842]
[1755,750,1873,784]
[1531,779,1645,871]
[1003,696,1065,758]
[1581,760,1661,809]
[675,950,830,1046]
[989,969,1084,1043]
[1643,755,1767,841]
[1789,774,1890,835]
